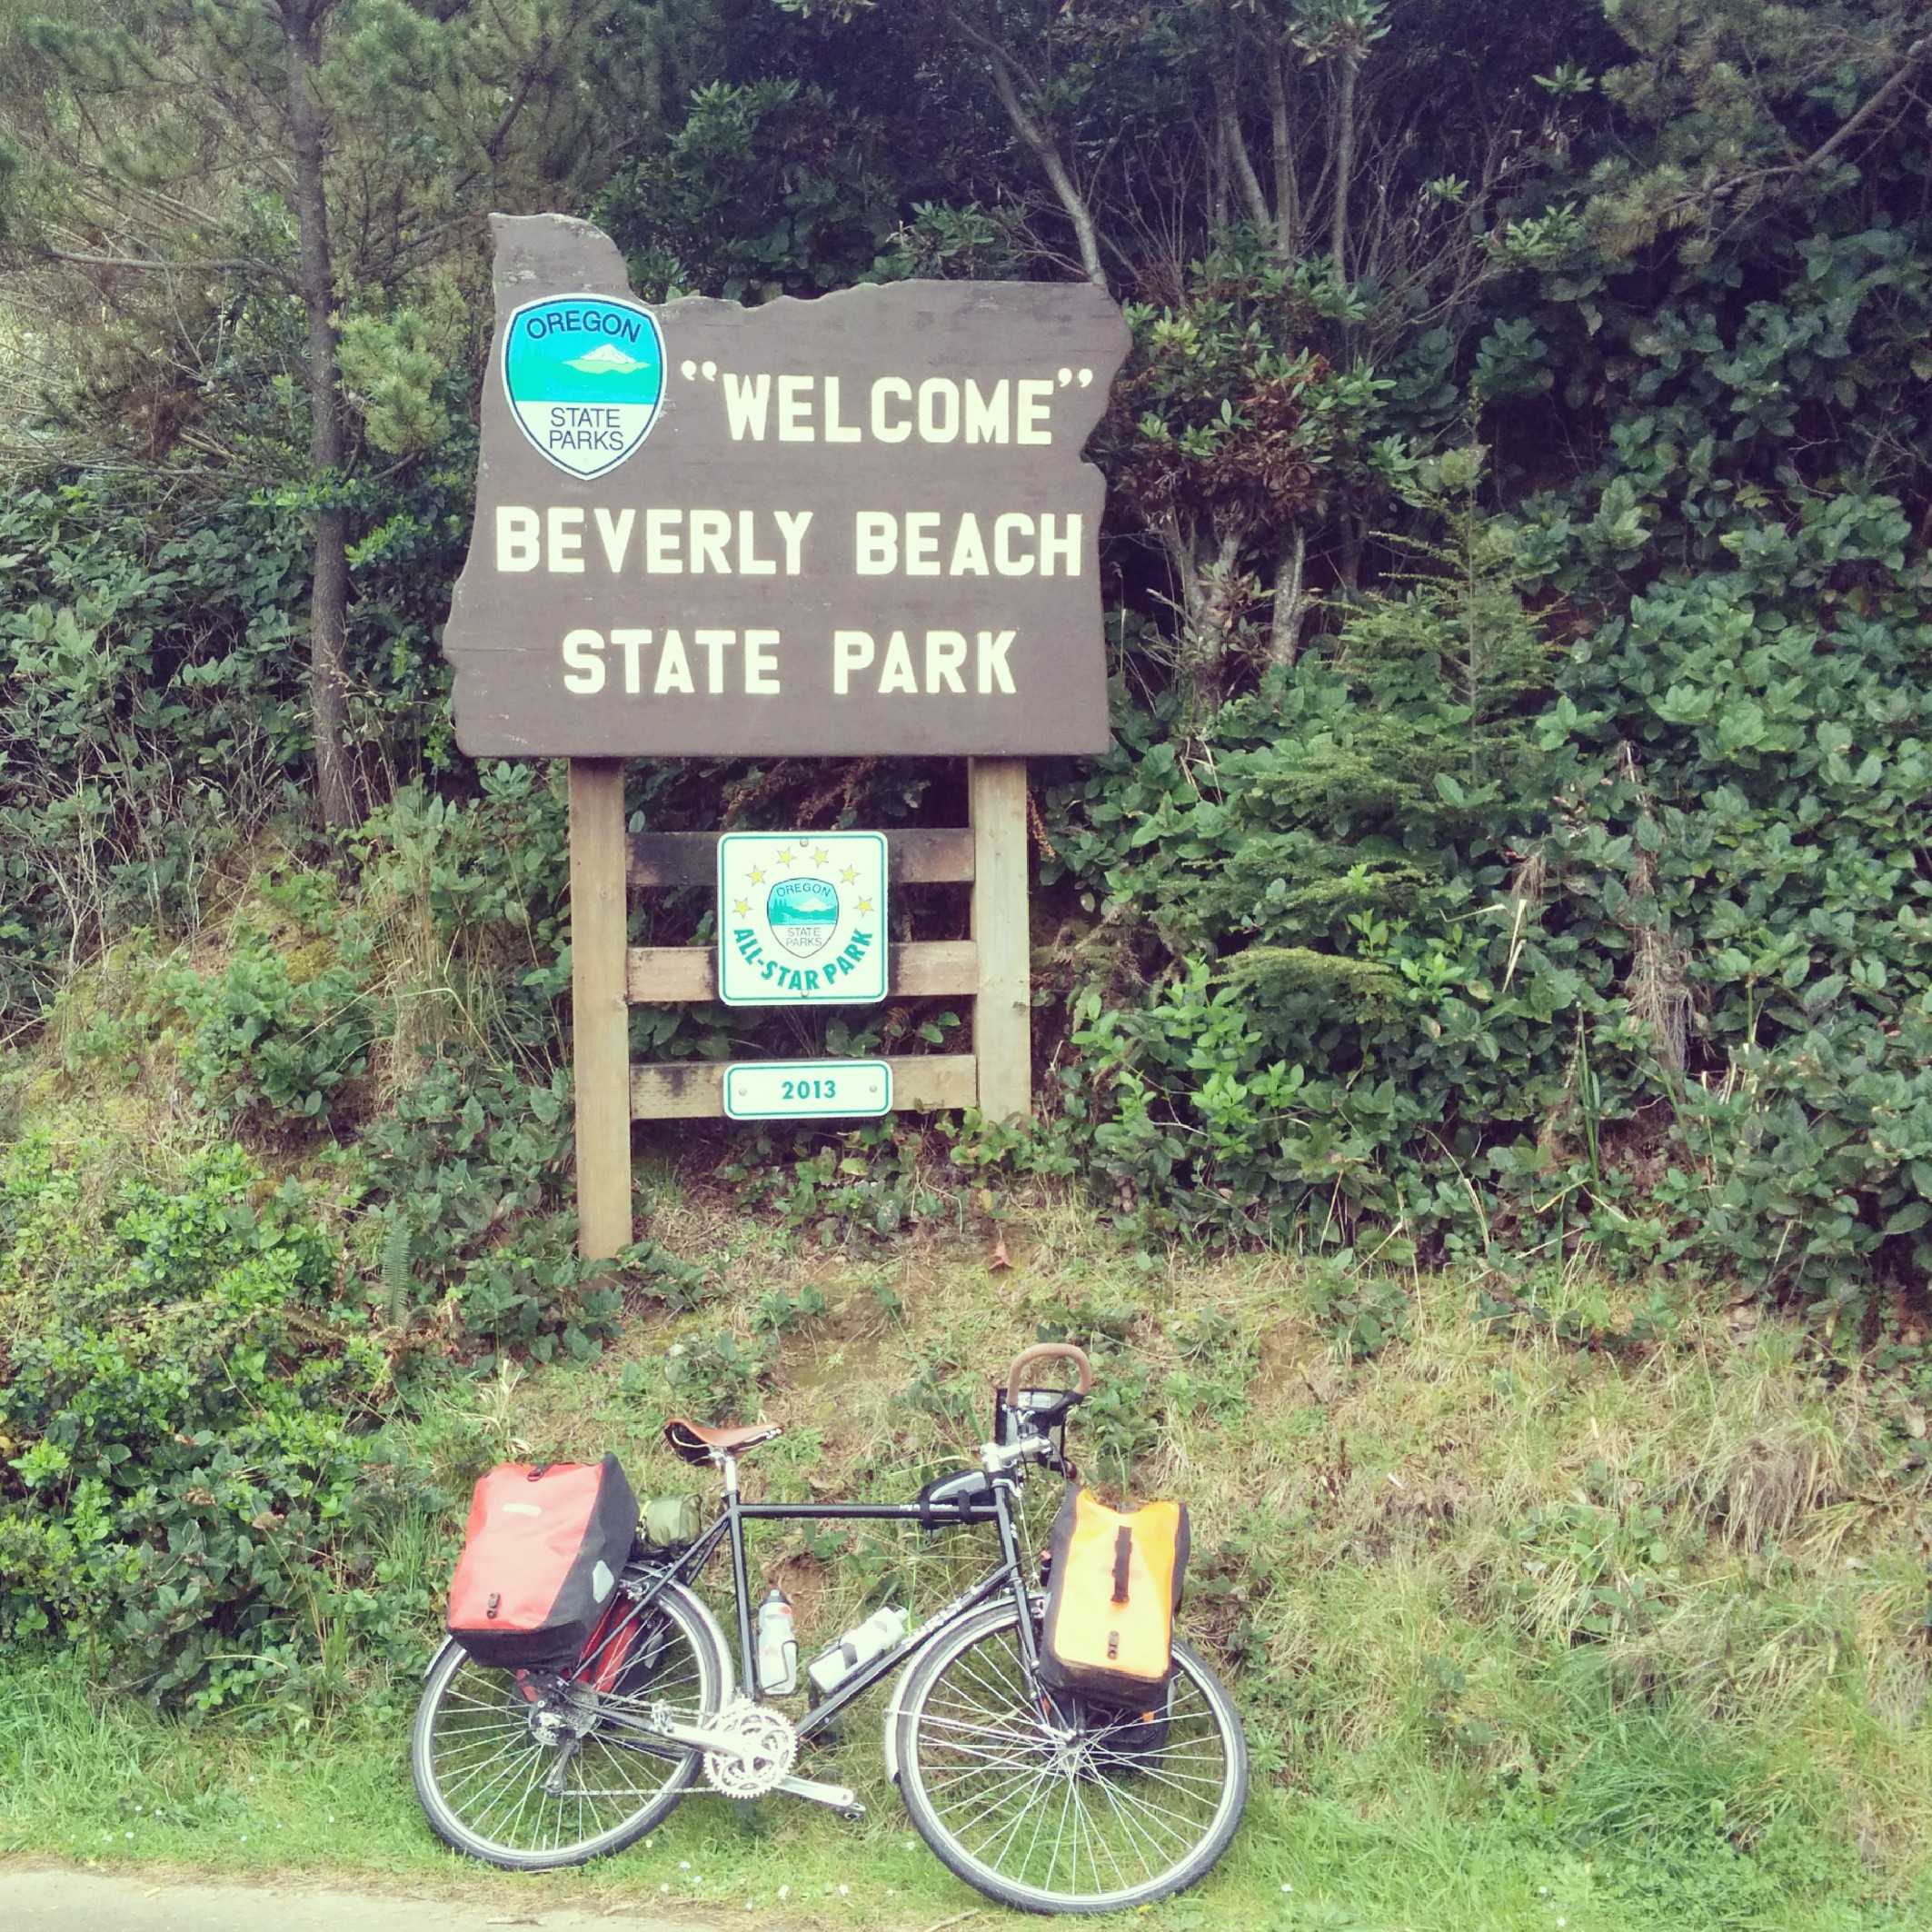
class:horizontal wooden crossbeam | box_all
[629,827,974,888]
[631,1053,978,1120]
[626,939,976,1004]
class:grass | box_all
[5,1170,1931,1930]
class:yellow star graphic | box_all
[747,866,766,885]
[812,847,831,867]
[856,897,874,915]
[732,899,749,917]
[839,864,858,883]
[776,847,794,868]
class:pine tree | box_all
[0,0,643,823]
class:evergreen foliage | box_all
[0,0,1927,1310]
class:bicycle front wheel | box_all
[894,1600,1248,1914]
[411,1576,731,1869]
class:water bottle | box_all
[805,1605,909,1700]
[755,1588,798,1697]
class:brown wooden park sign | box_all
[443,214,1129,1256]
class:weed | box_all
[170,931,375,1133]
[753,1285,829,1333]
[1306,1263,1412,1359]
[661,1329,773,1423]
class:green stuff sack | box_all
[639,1493,702,1549]
[1040,1486,1190,1708]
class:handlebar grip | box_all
[1005,1343,1093,1402]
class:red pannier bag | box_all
[447,1456,639,1670]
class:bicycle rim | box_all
[897,1604,1247,1913]
[411,1578,730,1868]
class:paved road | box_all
[0,1864,765,1931]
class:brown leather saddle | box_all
[663,1417,784,1465]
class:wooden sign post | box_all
[567,758,633,1260]
[443,214,1128,1258]
[567,754,1029,1254]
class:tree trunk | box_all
[1173,519,1247,715]
[1216,62,1272,231]
[1269,527,1308,666]
[1338,514,1365,592]
[979,46,1108,290]
[1269,50,1299,259]
[281,0,356,830]
[1329,50,1360,287]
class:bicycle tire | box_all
[894,1599,1248,1914]
[411,1575,732,1869]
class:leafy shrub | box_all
[172,930,376,1131]
[354,762,574,1059]
[1665,1010,1932,1317]
[358,1053,704,1362]
[0,1136,443,1708]
[723,1116,972,1245]
[0,424,476,1031]
[1048,472,1932,1326]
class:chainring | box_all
[701,1698,799,1798]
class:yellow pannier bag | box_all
[1040,1486,1190,1707]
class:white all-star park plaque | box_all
[717,832,888,1005]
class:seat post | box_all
[720,1451,740,1498]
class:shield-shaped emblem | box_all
[767,877,839,958]
[502,294,665,480]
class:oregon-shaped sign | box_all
[502,294,665,479]
[446,214,1130,756]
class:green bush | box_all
[1047,475,1932,1325]
[358,1053,707,1360]
[172,931,376,1132]
[0,1136,443,1709]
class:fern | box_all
[381,1211,413,1328]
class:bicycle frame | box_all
[590,1450,1046,1745]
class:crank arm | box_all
[775,1774,861,1816]
[600,1711,860,1814]
[644,1710,762,1763]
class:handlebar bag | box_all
[1040,1485,1190,1708]
[447,1456,639,1669]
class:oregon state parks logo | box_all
[502,294,665,479]
[767,876,839,957]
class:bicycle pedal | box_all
[774,1773,861,1815]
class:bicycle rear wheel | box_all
[411,1575,731,1869]
[894,1600,1247,1913]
